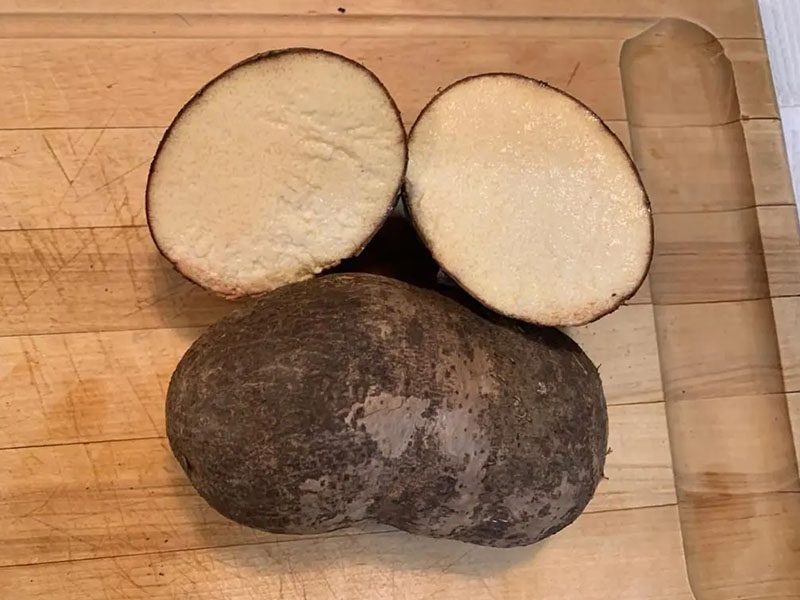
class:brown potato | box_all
[166,273,607,547]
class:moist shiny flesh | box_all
[406,75,651,325]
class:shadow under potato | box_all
[238,526,544,578]
[186,504,542,579]
[336,210,556,338]
[334,213,439,287]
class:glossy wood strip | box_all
[621,18,800,599]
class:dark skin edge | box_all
[403,72,654,327]
[145,47,408,299]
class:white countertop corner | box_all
[759,0,800,208]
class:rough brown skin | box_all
[167,273,607,548]
[403,73,654,326]
[145,48,407,298]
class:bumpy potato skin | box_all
[166,273,607,548]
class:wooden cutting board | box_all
[1,1,799,598]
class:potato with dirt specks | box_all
[166,273,607,548]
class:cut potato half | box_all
[405,74,652,326]
[147,48,406,298]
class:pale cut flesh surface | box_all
[405,74,652,326]
[147,49,406,298]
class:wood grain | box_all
[564,304,662,405]
[645,204,800,303]
[745,119,797,207]
[0,505,693,600]
[759,205,800,297]
[0,226,234,336]
[654,300,785,399]
[631,124,759,214]
[0,13,652,42]
[0,437,311,567]
[0,0,763,38]
[0,37,625,130]
[650,210,770,304]
[0,328,200,449]
[679,491,800,599]
[722,38,779,120]
[0,128,159,231]
[668,393,799,494]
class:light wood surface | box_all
[1,2,799,599]
[621,18,800,599]
[0,505,693,600]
